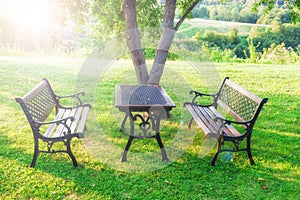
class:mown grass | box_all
[177,18,268,37]
[0,56,299,199]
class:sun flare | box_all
[2,0,57,35]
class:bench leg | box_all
[188,117,193,129]
[30,151,38,168]
[247,136,255,165]
[30,138,39,168]
[211,138,222,166]
[65,139,78,167]
[30,145,39,168]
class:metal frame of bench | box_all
[15,78,91,167]
[184,77,268,166]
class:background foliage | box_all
[0,0,299,64]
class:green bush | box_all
[143,48,180,60]
[251,23,300,52]
[200,45,236,63]
[193,29,248,59]
[260,43,300,64]
[248,39,258,63]
[143,48,156,59]
[189,22,300,64]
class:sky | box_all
[1,0,58,34]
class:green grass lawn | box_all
[0,56,299,199]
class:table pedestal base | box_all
[115,85,175,163]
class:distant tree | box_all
[193,5,209,18]
[280,24,300,50]
[217,6,231,21]
[240,7,258,23]
[253,0,300,22]
[209,7,218,20]
[230,7,240,21]
[250,22,300,52]
[279,9,292,23]
[257,7,291,24]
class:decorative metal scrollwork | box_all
[130,110,164,138]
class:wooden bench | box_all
[15,78,91,167]
[184,77,268,166]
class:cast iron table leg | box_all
[120,114,128,132]
[121,135,134,162]
[155,132,168,161]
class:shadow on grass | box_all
[1,129,299,200]
[1,103,299,199]
[1,58,299,199]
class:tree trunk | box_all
[123,0,149,84]
[147,0,176,85]
[123,0,199,85]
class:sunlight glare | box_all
[3,0,57,35]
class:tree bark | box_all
[123,0,149,84]
[147,0,176,85]
[123,0,200,85]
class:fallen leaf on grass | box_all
[261,185,269,189]
[258,177,265,181]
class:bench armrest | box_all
[59,103,92,110]
[35,116,74,135]
[214,116,225,122]
[189,90,218,106]
[190,90,216,97]
[35,116,74,125]
[56,91,85,106]
[223,119,251,127]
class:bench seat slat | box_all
[43,106,90,139]
[199,106,223,132]
[56,107,78,138]
[185,103,210,134]
[44,109,65,138]
[185,103,222,135]
[223,124,242,137]
[70,106,84,133]
[76,106,90,137]
[198,107,220,133]
[53,109,73,138]
[185,103,243,138]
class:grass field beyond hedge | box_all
[0,56,299,199]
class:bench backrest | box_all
[16,79,57,128]
[215,77,268,124]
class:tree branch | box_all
[174,0,200,31]
[123,0,149,84]
[147,0,176,85]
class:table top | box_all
[115,85,176,112]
